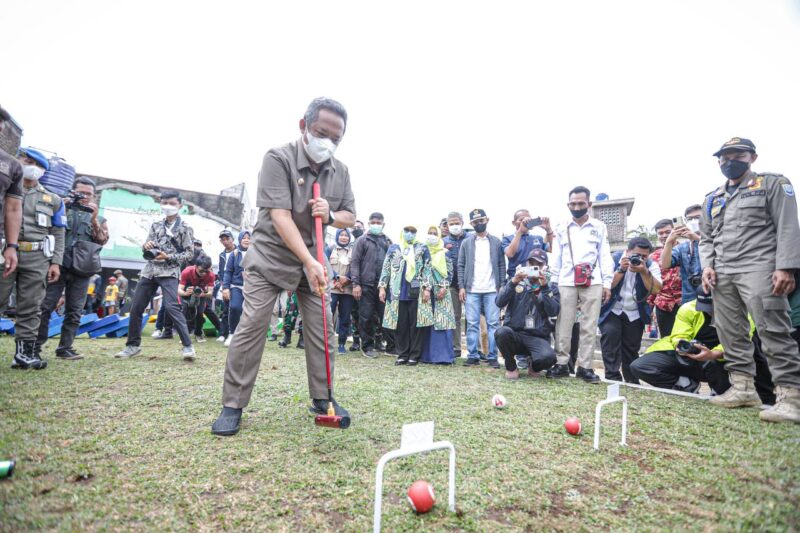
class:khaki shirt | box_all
[245,140,356,289]
[21,185,66,266]
[0,149,23,240]
[700,172,800,274]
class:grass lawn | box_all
[1,331,798,532]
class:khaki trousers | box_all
[0,251,50,339]
[222,270,335,409]
[450,286,463,354]
[555,285,603,369]
[714,271,800,388]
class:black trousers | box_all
[183,298,220,336]
[358,285,390,350]
[395,299,428,362]
[655,307,679,338]
[127,276,191,347]
[37,270,92,351]
[204,307,222,335]
[495,327,557,372]
[599,312,645,383]
[350,298,360,343]
[630,347,776,405]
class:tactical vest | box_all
[63,209,105,269]
[21,185,61,243]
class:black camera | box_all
[676,339,701,355]
[67,191,94,213]
[629,253,643,266]
[689,275,703,287]
[192,287,203,295]
[524,217,543,229]
[142,248,162,261]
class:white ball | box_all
[491,394,507,409]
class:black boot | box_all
[296,332,304,349]
[278,331,292,348]
[12,340,47,370]
[349,337,361,352]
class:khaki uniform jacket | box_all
[700,172,800,275]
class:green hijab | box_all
[425,226,448,279]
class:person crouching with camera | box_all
[598,236,662,383]
[630,289,775,403]
[116,190,197,361]
[494,249,559,380]
[179,254,215,344]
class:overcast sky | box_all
[3,0,799,238]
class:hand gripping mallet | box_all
[312,183,350,429]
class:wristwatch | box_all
[5,243,19,250]
[328,210,336,224]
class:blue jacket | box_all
[670,240,702,304]
[599,251,653,325]
[223,231,250,289]
[457,233,506,292]
[443,231,470,286]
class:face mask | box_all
[686,219,701,234]
[22,165,44,180]
[404,232,416,243]
[369,224,383,235]
[448,224,462,236]
[720,159,749,180]
[472,222,487,233]
[352,228,364,238]
[425,235,438,246]
[570,208,588,219]
[304,129,337,164]
[162,205,179,217]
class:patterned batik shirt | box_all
[140,216,195,279]
[648,248,682,313]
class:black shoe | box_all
[464,358,480,366]
[211,407,242,436]
[12,340,47,370]
[267,334,278,342]
[349,340,361,352]
[674,378,701,394]
[604,372,623,382]
[576,367,601,384]
[395,358,408,366]
[296,334,304,349]
[55,347,84,360]
[478,351,488,362]
[546,364,570,379]
[278,332,292,348]
[309,399,350,419]
[407,360,419,366]
[156,333,174,340]
[385,348,398,356]
[362,347,379,359]
[487,359,500,369]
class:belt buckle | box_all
[19,242,33,252]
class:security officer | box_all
[0,106,24,280]
[0,148,66,369]
[700,137,800,423]
[36,176,109,360]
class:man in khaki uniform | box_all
[700,137,800,423]
[0,148,66,369]
[212,97,356,436]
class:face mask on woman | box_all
[404,231,416,243]
[425,235,438,246]
[22,165,45,180]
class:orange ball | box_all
[564,416,582,435]
[407,480,436,513]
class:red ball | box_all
[564,416,582,435]
[407,480,436,513]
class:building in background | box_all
[591,195,635,251]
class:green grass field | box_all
[1,332,798,532]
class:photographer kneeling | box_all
[494,249,559,380]
[630,290,775,404]
[179,254,216,343]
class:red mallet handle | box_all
[312,183,334,409]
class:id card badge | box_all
[37,213,49,227]
[525,315,535,329]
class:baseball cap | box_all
[527,248,548,264]
[469,208,487,222]
[219,230,233,238]
[713,137,756,157]
[695,289,713,314]
[369,212,384,221]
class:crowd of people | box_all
[2,100,798,439]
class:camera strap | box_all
[566,225,598,271]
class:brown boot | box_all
[759,386,800,423]
[709,372,761,408]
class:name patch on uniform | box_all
[740,190,766,199]
[784,184,795,197]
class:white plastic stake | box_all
[593,385,628,451]
[373,422,456,533]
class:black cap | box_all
[469,208,487,222]
[219,230,233,238]
[696,289,713,314]
[527,248,548,264]
[713,137,756,157]
[369,212,384,221]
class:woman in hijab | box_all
[421,226,456,364]
[378,226,434,366]
[328,228,355,353]
[222,230,250,346]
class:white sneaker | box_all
[151,330,162,338]
[182,345,196,362]
[195,334,207,344]
[216,336,225,343]
[224,335,233,347]
[115,346,142,358]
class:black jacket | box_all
[496,280,560,338]
[350,233,390,287]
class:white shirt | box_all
[549,217,615,289]
[611,259,662,321]
[471,235,496,293]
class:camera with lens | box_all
[689,275,703,287]
[192,286,203,295]
[629,253,644,266]
[67,191,94,213]
[676,339,701,355]
[142,248,163,261]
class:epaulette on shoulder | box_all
[757,172,787,181]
